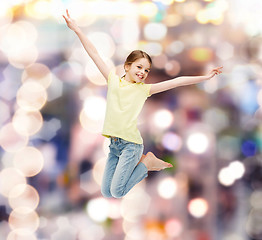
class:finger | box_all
[66,9,70,18]
[62,15,68,22]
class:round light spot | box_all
[0,168,26,197]
[16,82,47,111]
[7,229,37,240]
[144,23,167,41]
[186,133,209,154]
[188,198,208,218]
[189,47,213,62]
[79,109,104,133]
[9,207,39,232]
[152,109,173,130]
[228,161,245,180]
[162,132,182,152]
[12,109,43,136]
[13,147,44,177]
[218,167,235,186]
[0,123,28,152]
[157,177,177,199]
[139,2,158,18]
[83,96,106,121]
[22,63,52,89]
[165,218,183,238]
[86,197,109,222]
[92,157,106,186]
[8,184,40,210]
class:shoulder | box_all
[108,69,121,84]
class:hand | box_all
[62,9,80,32]
[207,66,223,79]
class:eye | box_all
[145,69,150,73]
[137,66,142,69]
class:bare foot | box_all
[141,152,173,171]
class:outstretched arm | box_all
[149,66,223,95]
[63,9,110,81]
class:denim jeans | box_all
[101,137,148,198]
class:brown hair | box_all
[124,50,152,68]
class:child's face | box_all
[125,58,151,83]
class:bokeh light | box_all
[0,21,38,68]
[161,132,182,152]
[86,197,109,222]
[13,147,44,177]
[16,82,47,111]
[203,108,229,133]
[9,208,39,232]
[0,123,28,152]
[12,109,43,136]
[0,21,37,55]
[7,229,37,240]
[0,2,13,26]
[83,96,106,121]
[89,32,116,58]
[0,100,11,125]
[250,190,262,210]
[166,41,184,56]
[157,177,177,199]
[218,167,235,186]
[0,168,26,197]
[165,218,183,238]
[188,198,208,218]
[155,0,175,4]
[228,161,245,180]
[92,157,106,186]
[144,23,167,41]
[121,189,150,222]
[84,58,114,86]
[152,109,173,130]
[22,63,52,89]
[186,132,209,154]
[152,54,168,69]
[8,184,40,210]
[142,42,163,56]
[189,47,213,62]
[218,161,245,187]
[25,0,52,20]
[241,140,257,157]
[165,60,181,76]
[139,2,158,18]
[79,109,104,133]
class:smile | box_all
[136,74,144,79]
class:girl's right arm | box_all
[63,9,110,81]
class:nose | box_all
[140,69,145,74]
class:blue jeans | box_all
[101,137,148,198]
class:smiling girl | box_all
[63,10,222,198]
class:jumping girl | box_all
[63,10,222,198]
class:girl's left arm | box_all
[149,66,223,95]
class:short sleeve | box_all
[107,69,118,85]
[144,84,152,97]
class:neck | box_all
[123,75,136,83]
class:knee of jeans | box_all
[101,187,112,198]
[110,186,125,199]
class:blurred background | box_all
[0,0,262,239]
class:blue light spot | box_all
[241,140,257,157]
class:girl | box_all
[63,10,222,198]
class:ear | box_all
[124,64,130,72]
